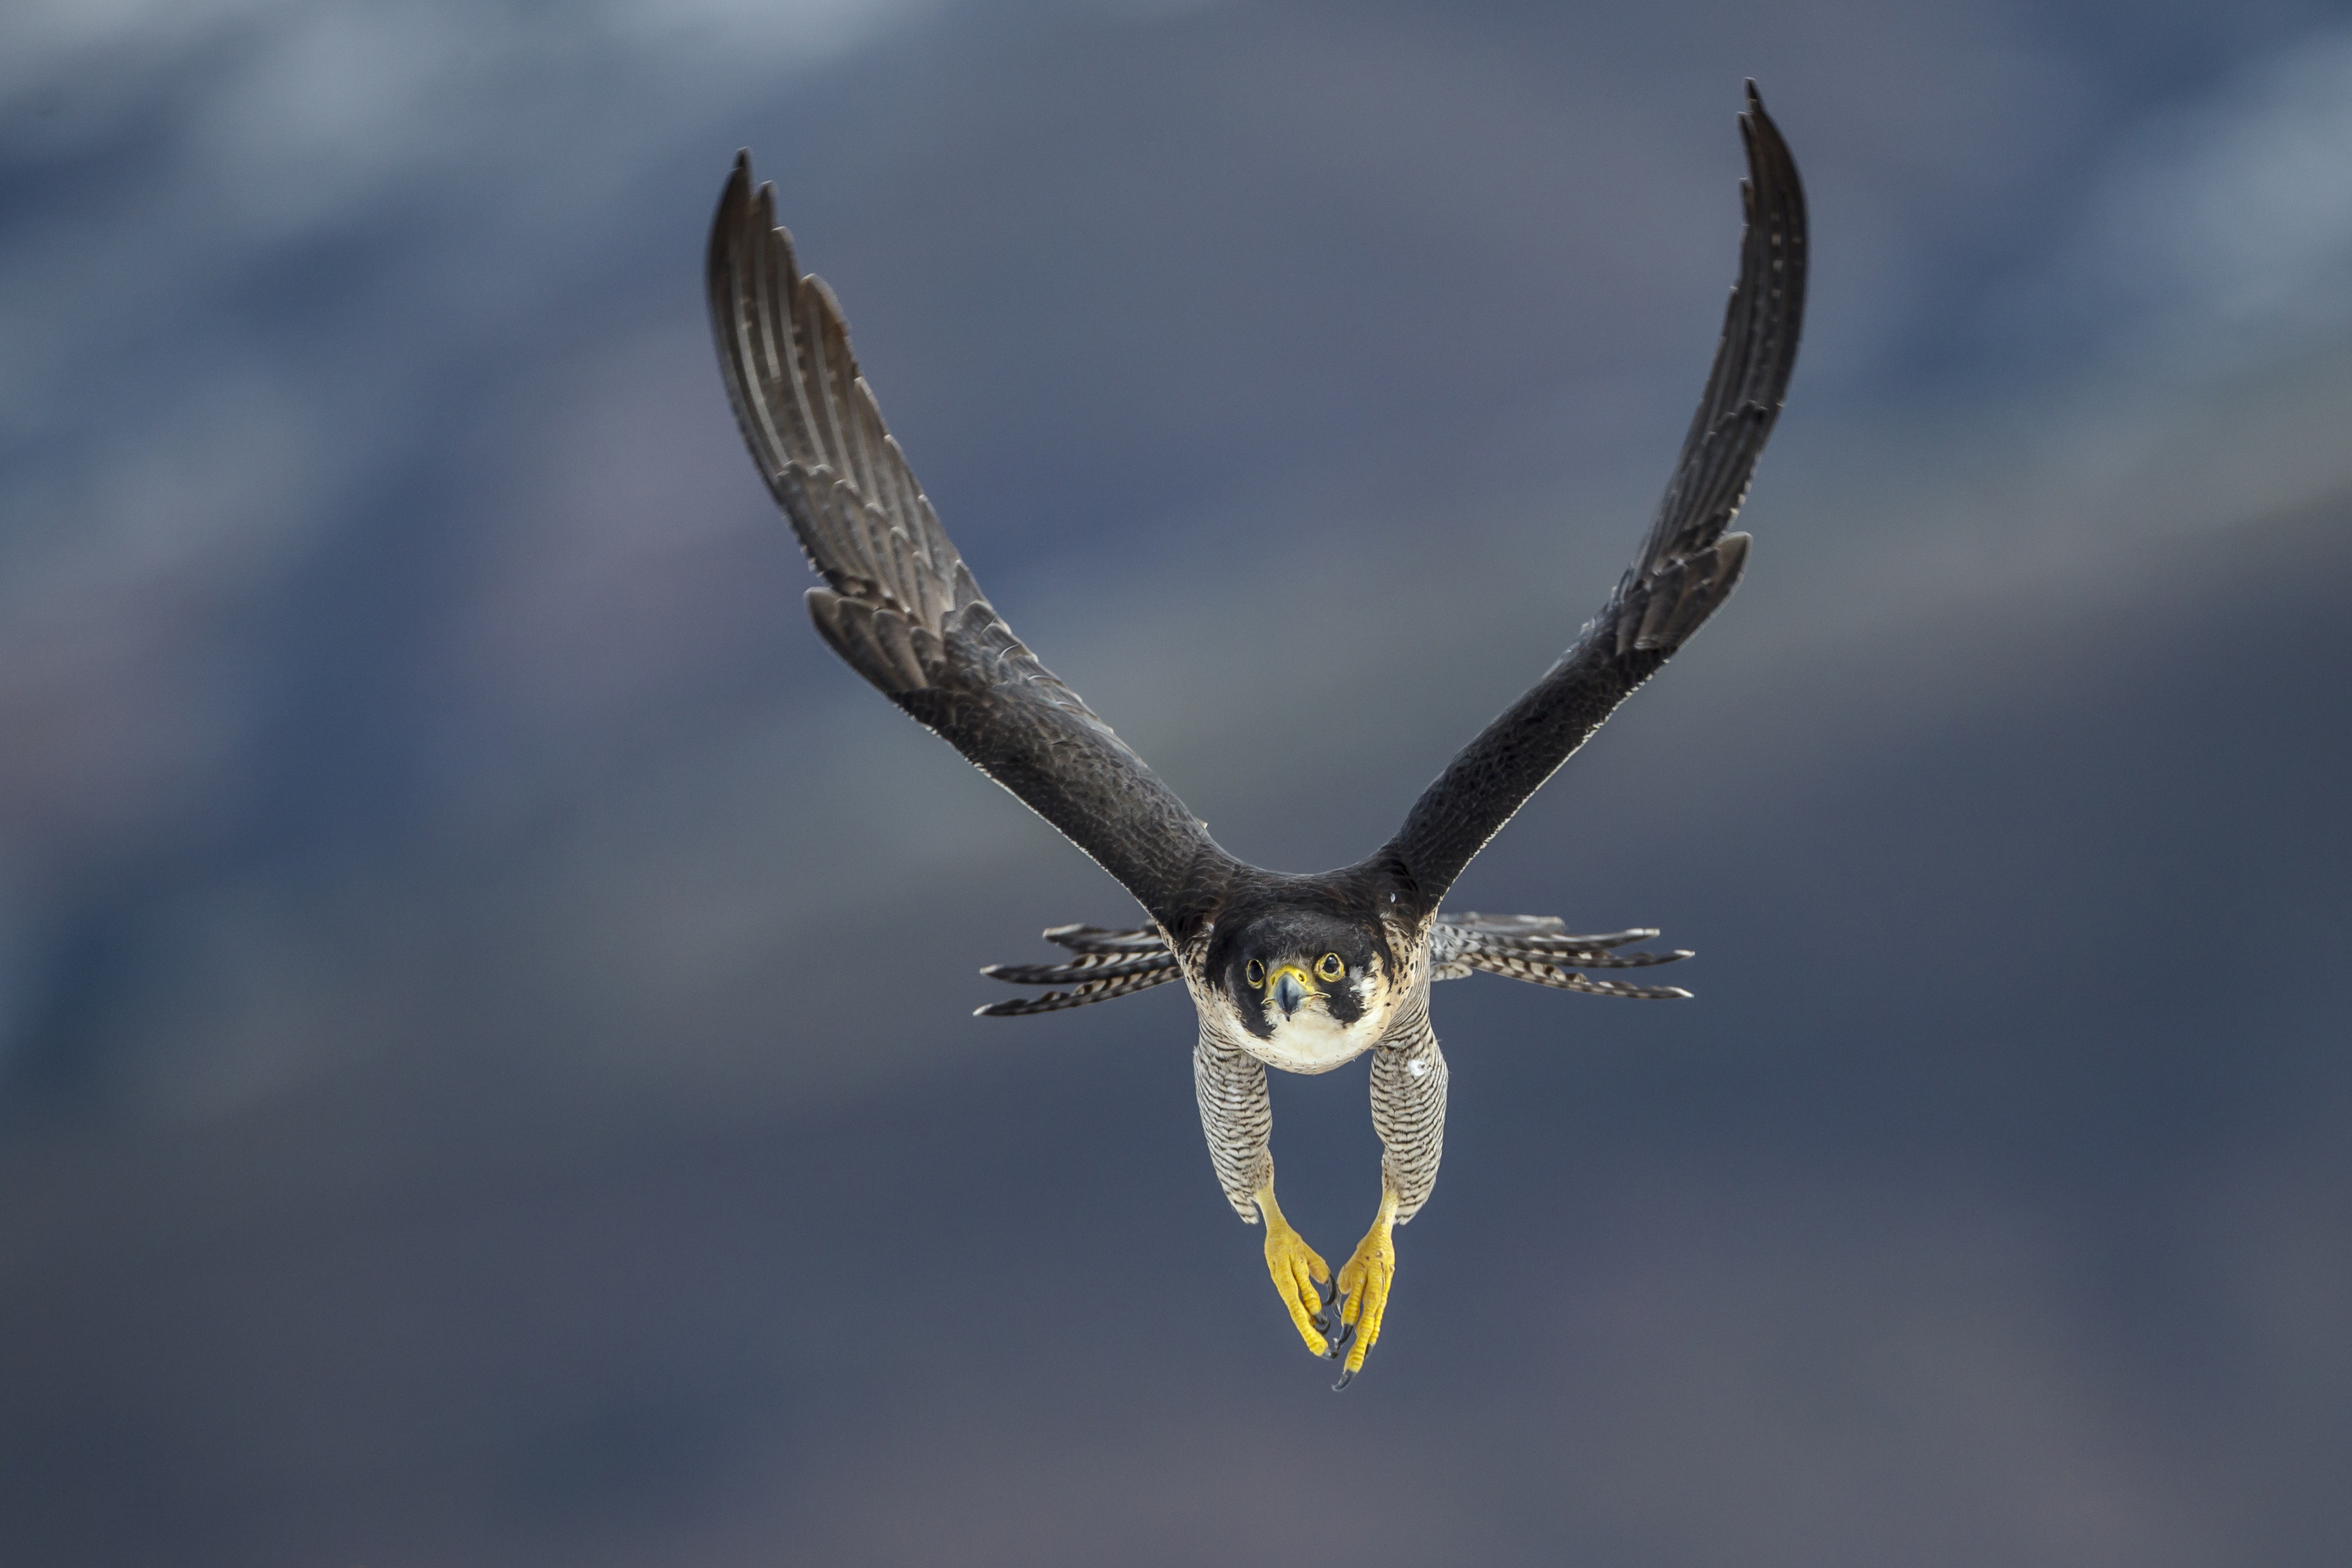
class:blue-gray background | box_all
[4,2,2348,1563]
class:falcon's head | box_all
[1207,905,1401,1073]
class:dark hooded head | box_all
[1210,905,1393,1043]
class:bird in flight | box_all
[705,83,1805,1388]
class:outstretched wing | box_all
[1382,83,1806,913]
[707,154,1236,928]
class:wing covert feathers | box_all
[707,154,1232,927]
[1382,85,1806,912]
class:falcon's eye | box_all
[1317,952,1345,982]
[1245,959,1266,988]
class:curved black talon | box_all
[1321,1313,1357,1364]
[1309,1273,1339,1343]
[1331,1365,1357,1392]
[1309,1275,1337,1345]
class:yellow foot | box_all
[1332,1191,1400,1389]
[1254,1186,1335,1357]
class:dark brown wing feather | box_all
[1383,83,1806,912]
[707,154,1237,928]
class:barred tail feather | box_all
[1429,912,1695,995]
[1456,950,1692,999]
[974,965,1182,1017]
[975,922,1180,1015]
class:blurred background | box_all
[3,1,2349,1563]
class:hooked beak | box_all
[1269,965,1310,1017]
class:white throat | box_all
[1248,1000,1389,1075]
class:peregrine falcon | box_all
[706,85,1805,1388]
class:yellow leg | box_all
[1255,1185,1334,1358]
[1333,1188,1400,1388]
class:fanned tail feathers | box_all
[977,912,1694,1017]
[1040,923,1170,954]
[1428,912,1694,999]
[975,925,1182,1016]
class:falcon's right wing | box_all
[707,155,1238,930]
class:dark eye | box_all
[1317,952,1344,982]
[1245,959,1266,988]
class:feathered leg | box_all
[1194,1030,1334,1356]
[1334,1010,1447,1387]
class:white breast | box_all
[1247,1006,1388,1075]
